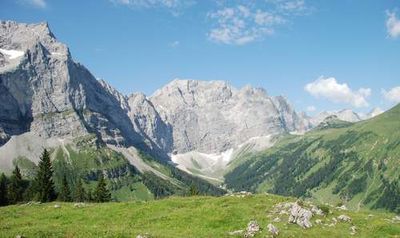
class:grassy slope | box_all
[225,104,400,211]
[12,134,224,202]
[0,194,399,238]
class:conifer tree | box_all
[8,166,24,204]
[189,184,200,196]
[59,175,71,202]
[35,149,56,202]
[0,173,8,206]
[95,173,111,203]
[86,188,93,202]
[74,179,86,202]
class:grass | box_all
[0,194,400,238]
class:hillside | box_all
[0,194,399,238]
[7,134,224,201]
[225,104,400,212]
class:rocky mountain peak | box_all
[0,21,67,58]
[150,79,308,153]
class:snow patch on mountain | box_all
[0,49,24,59]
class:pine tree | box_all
[95,173,111,203]
[35,149,56,202]
[0,173,8,206]
[189,184,199,196]
[86,188,93,202]
[8,166,24,204]
[74,179,86,202]
[59,175,71,202]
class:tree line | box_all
[0,149,111,206]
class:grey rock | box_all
[267,223,279,236]
[150,79,309,154]
[244,220,261,238]
[0,21,151,155]
[288,203,313,229]
[350,226,357,235]
[310,109,362,127]
[337,215,351,222]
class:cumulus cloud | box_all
[386,10,400,38]
[382,86,400,103]
[305,77,371,108]
[207,0,310,45]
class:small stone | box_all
[54,204,61,208]
[273,217,281,222]
[74,203,85,208]
[337,215,351,222]
[336,205,348,211]
[267,223,279,236]
[136,235,148,238]
[311,206,324,216]
[350,226,357,235]
[228,230,243,236]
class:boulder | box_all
[267,223,279,236]
[244,220,261,238]
[288,203,313,229]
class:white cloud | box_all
[306,105,316,112]
[386,10,400,38]
[208,1,310,45]
[305,77,371,108]
[269,0,309,15]
[382,86,400,103]
[207,6,282,45]
[22,0,46,8]
[110,0,194,14]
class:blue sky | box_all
[1,0,400,114]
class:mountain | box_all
[0,21,309,199]
[0,21,226,199]
[310,109,362,127]
[225,103,400,212]
[150,80,310,154]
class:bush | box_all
[318,204,330,215]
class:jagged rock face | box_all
[98,80,173,155]
[0,21,144,148]
[126,93,173,153]
[150,79,308,153]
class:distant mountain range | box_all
[0,21,396,208]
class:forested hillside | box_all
[225,104,400,212]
